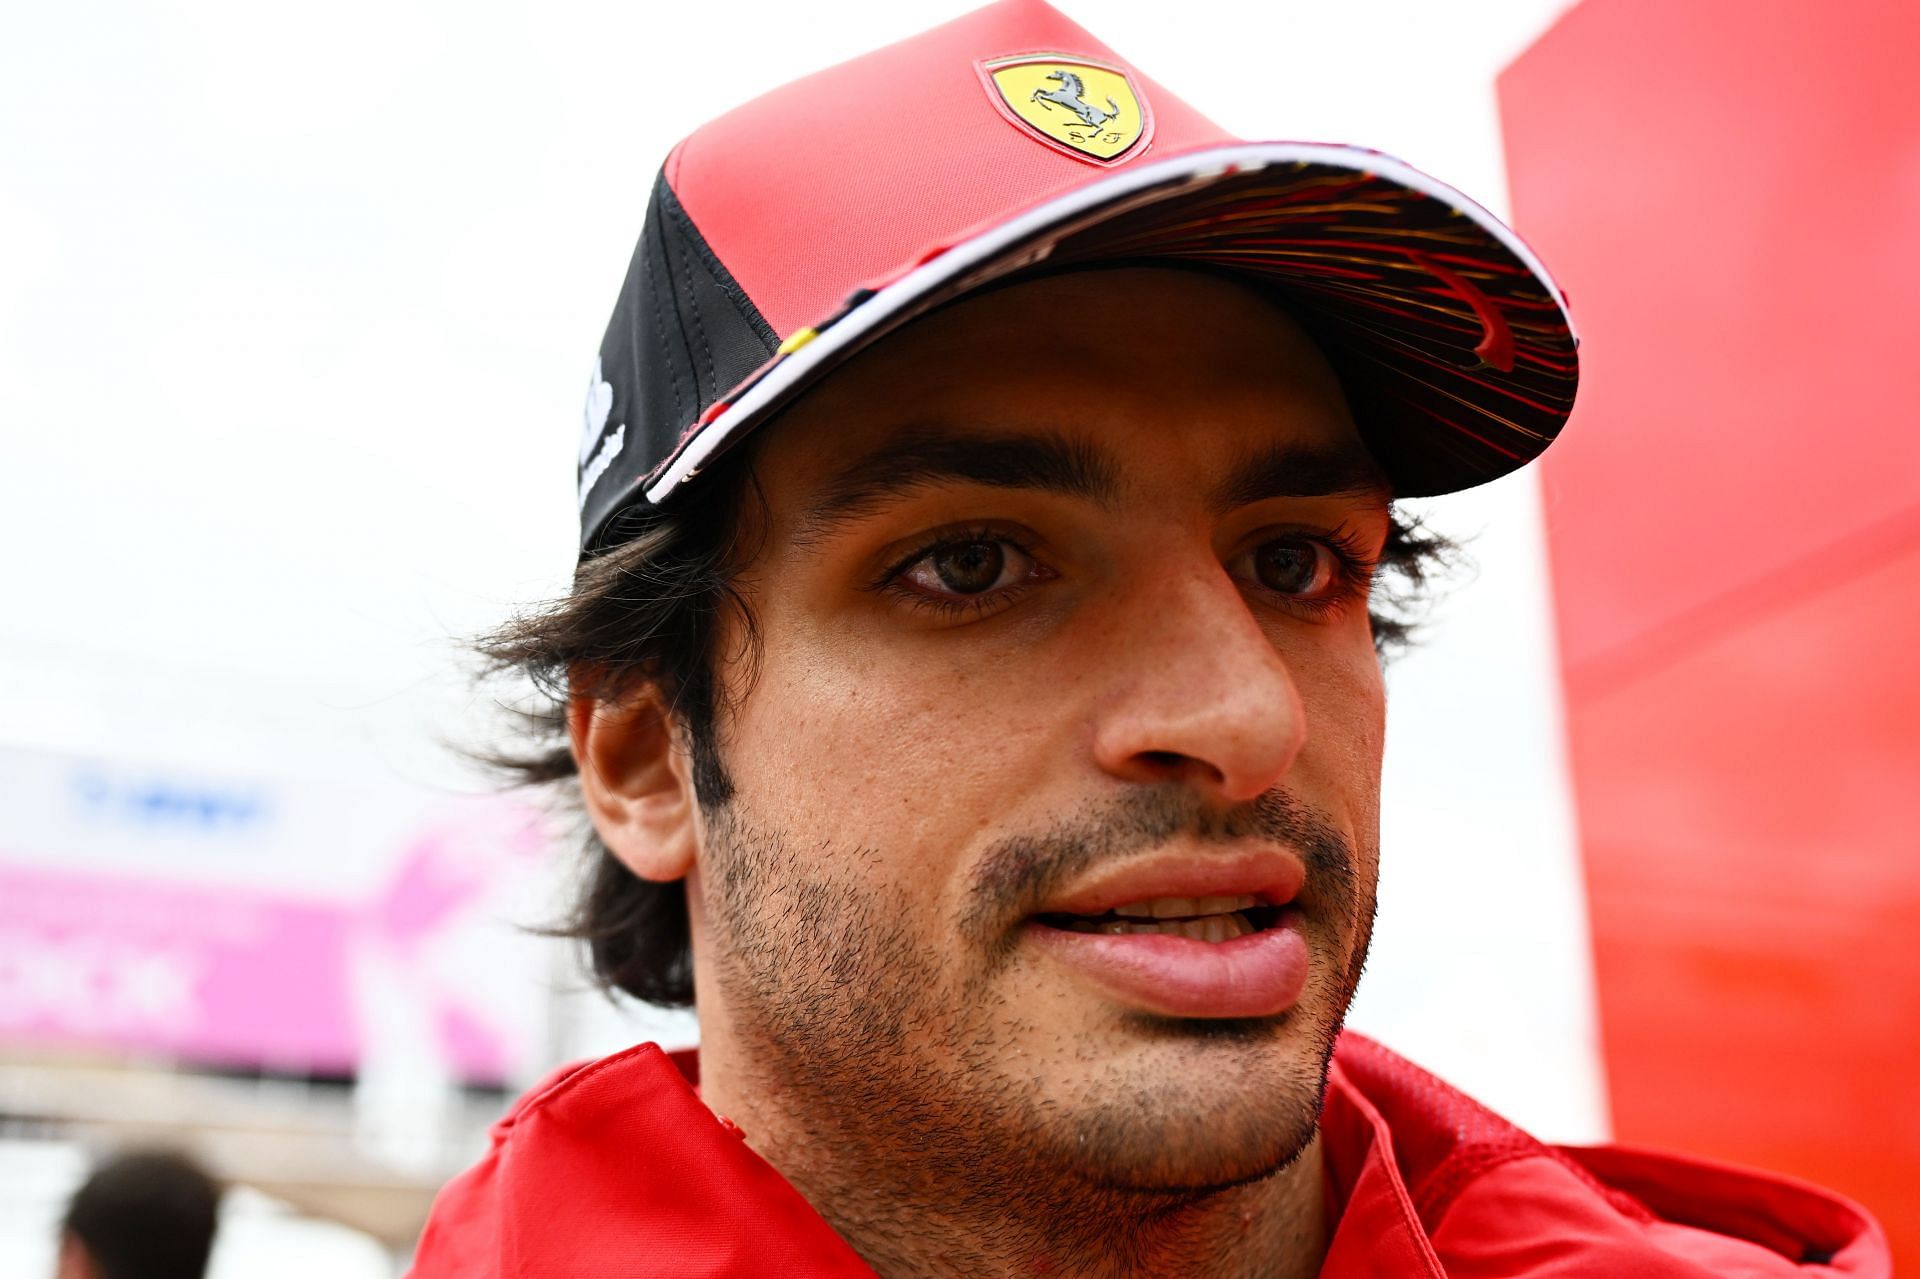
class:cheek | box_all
[718,609,1062,888]
[1345,658,1388,767]
[1294,633,1387,800]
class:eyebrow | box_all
[798,425,1120,540]
[1211,440,1393,512]
[796,422,1392,542]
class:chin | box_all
[1048,1010,1338,1194]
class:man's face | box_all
[690,267,1388,1204]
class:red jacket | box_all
[409,1032,1888,1277]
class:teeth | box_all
[1111,894,1258,920]
[1058,911,1257,941]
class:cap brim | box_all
[640,141,1578,507]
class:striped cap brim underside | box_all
[641,142,1578,506]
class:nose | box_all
[1087,559,1307,804]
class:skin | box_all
[575,268,1391,1278]
[54,1234,98,1279]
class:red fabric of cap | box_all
[667,0,1233,340]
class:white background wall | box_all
[0,3,1604,1230]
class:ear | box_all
[569,687,700,883]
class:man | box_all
[57,1149,220,1279]
[414,2,1889,1274]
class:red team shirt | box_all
[409,1032,1888,1277]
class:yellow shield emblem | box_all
[979,55,1151,165]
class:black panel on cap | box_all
[579,171,779,552]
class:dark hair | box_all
[62,1149,221,1279]
[477,440,1461,1008]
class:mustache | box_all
[962,786,1359,953]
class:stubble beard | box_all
[698,787,1376,1275]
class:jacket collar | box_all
[481,1041,875,1276]
[1318,1046,1449,1278]
[477,1034,1442,1276]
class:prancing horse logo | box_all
[1030,70,1119,134]
[979,55,1151,165]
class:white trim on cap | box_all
[643,140,1574,504]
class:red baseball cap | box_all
[576,0,1578,552]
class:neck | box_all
[835,1144,1331,1279]
[699,1042,1331,1279]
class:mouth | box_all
[1034,894,1293,942]
[1022,856,1314,1020]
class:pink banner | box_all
[0,864,359,1071]
[0,786,549,1081]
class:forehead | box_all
[751,266,1385,521]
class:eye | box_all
[1233,535,1341,600]
[900,536,1035,599]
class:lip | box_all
[1024,846,1312,1019]
[1027,907,1310,1018]
[1036,846,1306,917]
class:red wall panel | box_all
[1500,0,1920,1263]
[1569,540,1920,1218]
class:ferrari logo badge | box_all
[979,55,1151,165]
